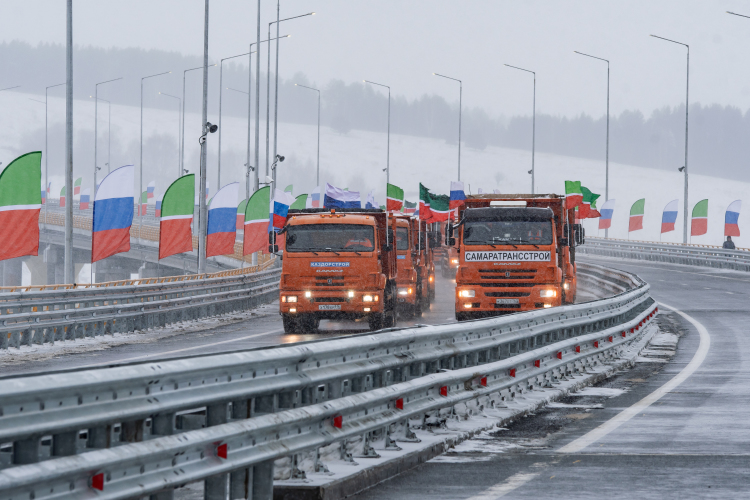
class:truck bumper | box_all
[455,283,562,317]
[280,290,383,318]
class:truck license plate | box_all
[318,304,341,311]
[496,298,519,305]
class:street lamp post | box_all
[218,52,250,188]
[364,80,390,184]
[574,50,610,237]
[433,73,462,181]
[140,71,171,238]
[44,83,65,222]
[266,9,315,180]
[181,64,216,178]
[227,86,253,201]
[64,0,74,284]
[504,64,535,194]
[94,77,122,195]
[295,84,320,185]
[159,92,182,178]
[651,34,689,245]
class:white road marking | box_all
[558,301,710,453]
[463,470,542,500]
[587,258,750,284]
[79,328,283,368]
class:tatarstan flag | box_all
[59,186,66,207]
[402,200,416,215]
[579,186,601,218]
[564,181,583,209]
[419,183,432,220]
[74,177,82,196]
[290,194,308,210]
[243,186,271,255]
[236,199,247,230]
[629,198,645,232]
[427,193,451,222]
[0,152,42,260]
[691,199,708,236]
[386,183,404,212]
[159,174,195,259]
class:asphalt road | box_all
[0,273,460,376]
[353,256,750,499]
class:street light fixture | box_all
[295,83,321,185]
[94,77,122,194]
[433,73,462,181]
[364,80,391,184]
[140,70,171,237]
[267,8,315,180]
[574,50,610,237]
[651,34,689,244]
[159,92,182,179]
[505,64,536,194]
[0,85,20,92]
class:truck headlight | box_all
[283,295,298,303]
[451,258,459,265]
[348,291,355,298]
[363,295,373,302]
[398,288,409,295]
[563,282,570,290]
[540,290,556,298]
[304,291,312,298]
[459,289,475,298]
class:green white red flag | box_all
[0,152,42,260]
[419,183,432,220]
[691,199,708,236]
[564,181,583,209]
[427,192,451,222]
[290,194,307,210]
[579,186,601,218]
[159,174,195,259]
[387,183,404,212]
[243,186,271,255]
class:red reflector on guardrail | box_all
[556,352,562,360]
[594,341,599,348]
[630,328,635,333]
[440,386,448,397]
[575,346,580,353]
[534,360,540,368]
[92,473,104,491]
[333,415,343,428]
[509,368,516,378]
[395,398,404,410]
[608,336,613,342]
[480,377,488,387]
[217,443,228,459]
[622,331,627,337]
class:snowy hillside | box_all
[0,90,746,248]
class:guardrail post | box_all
[252,460,274,500]
[230,400,251,499]
[121,419,144,443]
[205,403,229,500]
[12,437,40,464]
[87,425,111,449]
[52,431,77,456]
[152,413,175,437]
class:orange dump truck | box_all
[394,215,432,317]
[274,208,398,333]
[449,194,582,321]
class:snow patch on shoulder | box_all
[571,387,628,398]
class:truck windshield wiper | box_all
[324,247,340,255]
[518,241,540,249]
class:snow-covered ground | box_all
[1,90,746,248]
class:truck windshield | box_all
[463,220,553,246]
[396,227,409,251]
[286,224,376,252]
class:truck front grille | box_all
[315,297,345,303]
[484,292,530,298]
[478,269,537,280]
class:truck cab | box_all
[394,216,432,318]
[451,195,579,321]
[276,208,398,333]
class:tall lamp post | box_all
[433,73,462,181]
[651,34,689,244]
[574,50,610,237]
[64,0,74,284]
[159,92,182,179]
[181,64,216,177]
[364,80,390,184]
[94,77,122,194]
[267,9,315,178]
[505,64,536,194]
[42,83,65,222]
[140,70,171,237]
[295,83,321,185]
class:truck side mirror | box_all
[268,244,279,253]
[448,237,456,246]
[269,231,276,244]
[560,237,569,247]
[383,244,393,252]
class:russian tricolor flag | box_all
[449,181,466,209]
[661,199,679,234]
[365,190,376,209]
[206,182,239,258]
[80,188,91,210]
[725,200,741,237]
[41,188,46,205]
[598,199,615,230]
[310,186,321,208]
[270,188,294,233]
[323,183,361,209]
[147,180,156,199]
[92,165,134,262]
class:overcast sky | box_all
[4,0,750,119]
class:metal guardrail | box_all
[1,264,280,349]
[0,262,656,500]
[580,237,750,271]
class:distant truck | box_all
[273,208,398,333]
[394,215,432,317]
[448,194,583,321]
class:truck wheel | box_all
[298,314,319,333]
[456,312,468,322]
[400,304,414,320]
[368,312,384,331]
[414,293,423,318]
[282,314,299,334]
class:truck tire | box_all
[414,290,423,318]
[298,314,319,333]
[282,314,299,334]
[384,283,397,328]
[368,312,384,331]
